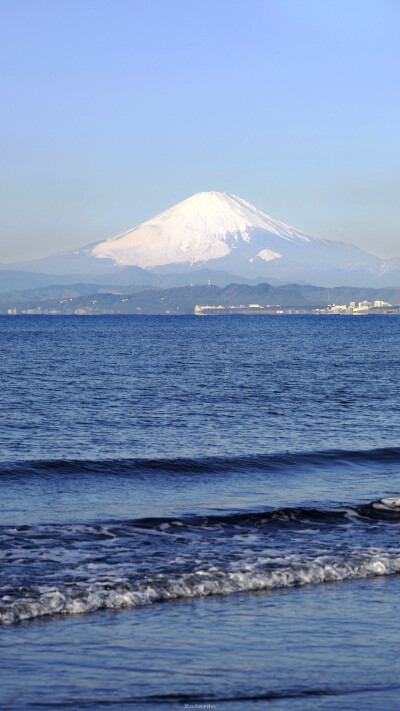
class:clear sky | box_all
[1,0,399,263]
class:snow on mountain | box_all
[91,191,314,268]
[4,191,400,288]
[256,249,283,263]
[87,191,391,286]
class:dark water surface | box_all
[1,315,400,709]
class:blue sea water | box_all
[1,314,400,710]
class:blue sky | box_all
[1,0,399,262]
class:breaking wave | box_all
[2,547,400,625]
[2,496,400,625]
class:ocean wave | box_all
[2,446,400,479]
[109,498,400,530]
[2,496,400,625]
[2,496,400,540]
[2,548,400,625]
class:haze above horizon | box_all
[1,0,399,263]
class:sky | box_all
[1,0,399,263]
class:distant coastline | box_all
[3,282,400,316]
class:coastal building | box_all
[194,299,399,316]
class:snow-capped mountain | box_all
[91,191,314,268]
[4,191,400,287]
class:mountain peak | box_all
[91,191,314,269]
[5,191,394,287]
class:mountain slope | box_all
[4,191,400,287]
[91,191,315,268]
[87,191,398,285]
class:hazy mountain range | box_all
[3,283,400,316]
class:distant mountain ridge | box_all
[3,191,400,288]
[3,282,400,315]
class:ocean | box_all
[1,314,400,710]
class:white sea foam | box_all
[2,550,400,625]
[376,497,400,509]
